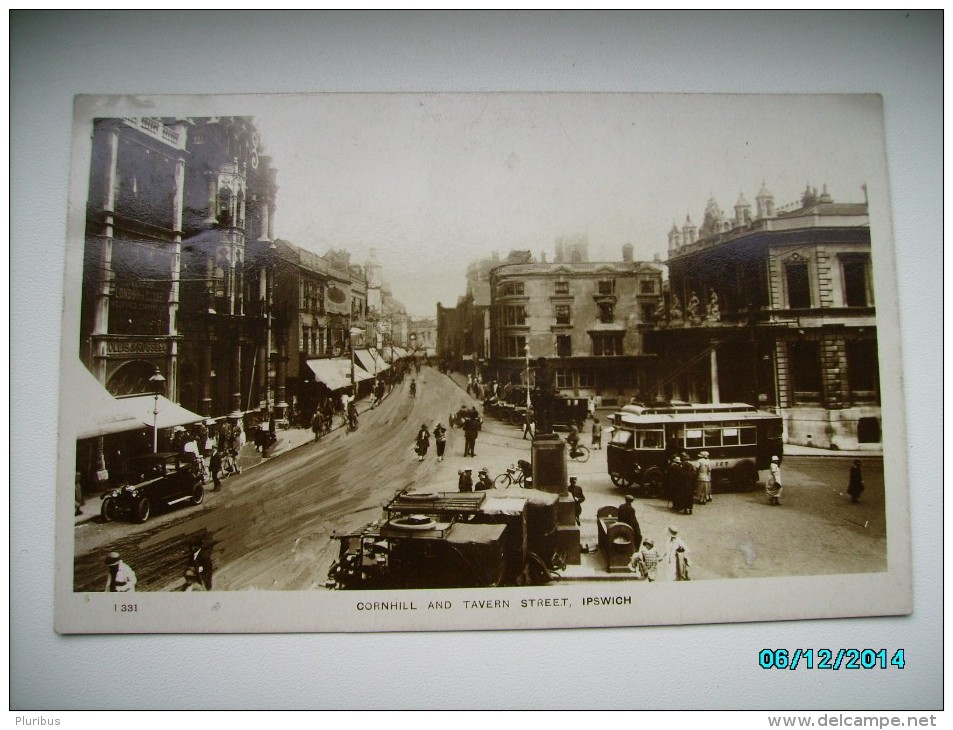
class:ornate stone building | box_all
[645,183,880,449]
[81,116,278,419]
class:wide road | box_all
[74,366,888,589]
[74,366,489,591]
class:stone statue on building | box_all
[706,290,721,323]
[687,291,700,320]
[670,294,683,321]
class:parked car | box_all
[100,452,205,524]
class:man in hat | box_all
[188,537,214,591]
[661,525,691,582]
[766,455,783,505]
[476,468,494,491]
[695,451,713,505]
[462,413,480,457]
[617,494,642,551]
[568,476,585,525]
[104,551,137,592]
[591,417,603,450]
[457,468,473,493]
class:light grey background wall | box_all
[11,10,941,710]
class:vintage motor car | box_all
[100,452,205,524]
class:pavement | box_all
[73,389,386,527]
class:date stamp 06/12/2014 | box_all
[759,649,905,671]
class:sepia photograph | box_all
[13,9,940,713]
[56,92,909,634]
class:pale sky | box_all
[252,93,887,316]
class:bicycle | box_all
[567,443,590,463]
[494,464,526,488]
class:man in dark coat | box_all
[678,454,697,515]
[457,468,473,492]
[568,476,585,525]
[847,459,865,503]
[463,415,480,457]
[618,495,642,550]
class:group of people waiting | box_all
[664,450,713,515]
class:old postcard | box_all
[55,93,910,633]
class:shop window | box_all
[577,370,594,388]
[555,368,572,389]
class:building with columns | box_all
[80,116,278,419]
[645,182,880,449]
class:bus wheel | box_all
[733,461,758,491]
[642,467,665,497]
[610,473,633,488]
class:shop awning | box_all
[354,349,389,375]
[306,358,374,391]
[392,347,409,359]
[117,394,206,431]
[70,361,146,439]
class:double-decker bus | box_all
[606,402,783,494]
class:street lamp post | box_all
[149,368,166,453]
[524,341,531,409]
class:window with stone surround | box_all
[785,262,811,308]
[789,340,822,403]
[555,334,571,357]
[847,339,880,402]
[598,302,615,324]
[502,335,526,358]
[640,279,657,294]
[501,281,525,297]
[554,304,571,325]
[597,279,615,295]
[503,305,527,326]
[841,256,873,307]
[554,280,569,295]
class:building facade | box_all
[81,116,278,419]
[488,244,663,405]
[645,183,880,449]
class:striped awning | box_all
[306,358,374,391]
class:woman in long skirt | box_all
[765,455,783,505]
[415,424,431,462]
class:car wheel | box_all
[733,461,759,491]
[191,484,205,505]
[610,473,633,488]
[642,467,665,497]
[135,497,151,524]
[100,497,118,522]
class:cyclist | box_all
[566,423,581,457]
